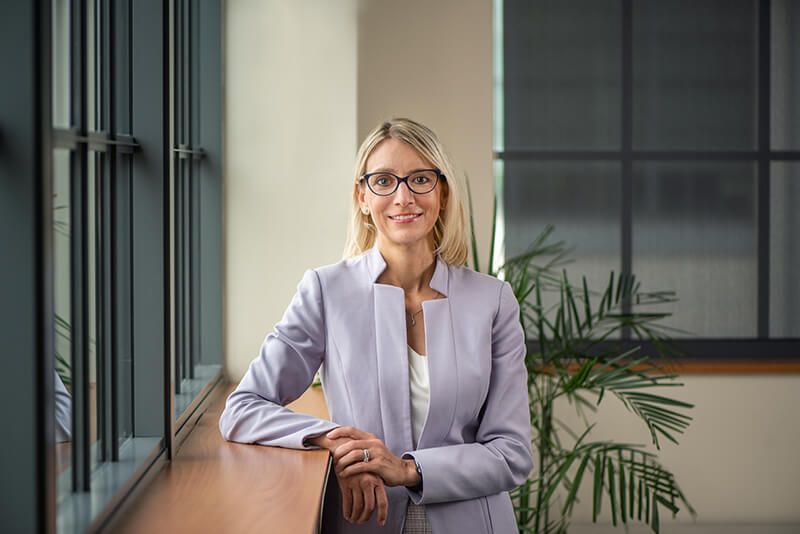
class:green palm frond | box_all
[467,192,694,533]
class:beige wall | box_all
[224,1,800,529]
[224,0,358,380]
[561,375,800,527]
[357,0,495,272]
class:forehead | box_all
[365,138,433,173]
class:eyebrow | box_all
[366,167,432,174]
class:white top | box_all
[407,345,430,449]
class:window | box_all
[0,0,222,530]
[498,0,800,359]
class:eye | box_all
[412,174,431,184]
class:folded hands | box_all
[310,426,421,526]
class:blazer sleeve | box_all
[219,269,339,449]
[403,281,534,504]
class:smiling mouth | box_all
[389,213,422,221]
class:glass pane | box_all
[87,0,96,131]
[504,161,621,334]
[115,153,133,442]
[771,0,800,151]
[504,0,621,150]
[53,148,72,502]
[52,0,70,128]
[114,0,131,134]
[632,162,757,338]
[770,163,800,337]
[633,0,757,150]
[88,152,102,470]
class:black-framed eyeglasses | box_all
[360,169,444,196]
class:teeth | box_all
[391,214,419,220]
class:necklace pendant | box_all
[410,315,416,326]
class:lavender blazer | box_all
[219,247,534,533]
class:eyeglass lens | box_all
[367,171,438,195]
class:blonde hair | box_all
[343,118,469,266]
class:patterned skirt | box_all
[402,502,432,533]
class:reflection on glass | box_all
[54,148,72,502]
[633,0,756,150]
[504,161,621,333]
[504,0,621,150]
[55,370,72,442]
[770,163,800,337]
[633,162,757,337]
[771,0,800,151]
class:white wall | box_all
[223,1,800,530]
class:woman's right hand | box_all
[308,432,389,525]
[335,470,388,525]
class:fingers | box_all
[350,483,364,524]
[340,460,375,479]
[357,480,375,524]
[327,426,376,441]
[341,484,353,522]
[375,479,389,526]
[332,439,379,465]
[334,446,375,475]
[338,473,389,526]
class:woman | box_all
[219,118,533,533]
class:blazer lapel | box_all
[373,283,414,456]
[418,256,457,450]
[368,247,414,455]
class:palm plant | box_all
[466,187,695,534]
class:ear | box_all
[357,183,369,213]
[439,179,449,210]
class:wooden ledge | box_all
[109,383,332,534]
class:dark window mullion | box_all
[183,0,190,148]
[103,0,119,461]
[174,157,183,395]
[172,0,183,397]
[183,0,192,382]
[621,0,633,338]
[758,0,771,338]
[189,159,197,379]
[70,0,91,493]
[92,0,109,468]
[183,159,192,382]
[190,2,201,376]
[92,150,106,465]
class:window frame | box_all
[497,0,800,367]
[0,0,224,531]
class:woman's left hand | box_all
[327,426,419,488]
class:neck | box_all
[375,237,436,294]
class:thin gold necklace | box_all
[406,292,443,326]
[407,307,424,326]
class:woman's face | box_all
[358,138,447,252]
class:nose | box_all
[393,181,416,205]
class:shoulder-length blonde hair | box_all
[343,118,469,266]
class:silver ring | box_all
[362,448,370,463]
